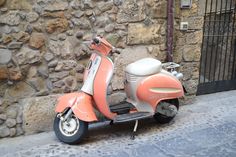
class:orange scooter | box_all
[53,36,184,144]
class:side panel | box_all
[136,73,184,109]
[93,56,116,119]
[55,92,98,122]
[83,53,97,82]
[81,54,101,95]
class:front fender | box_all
[55,92,98,122]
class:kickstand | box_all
[109,120,114,125]
[131,120,138,140]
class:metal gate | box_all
[197,0,236,95]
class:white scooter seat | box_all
[125,58,162,76]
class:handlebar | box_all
[92,37,100,45]
[89,36,121,55]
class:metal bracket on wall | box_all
[181,0,192,9]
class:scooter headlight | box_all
[171,71,183,80]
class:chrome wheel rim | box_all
[59,115,80,137]
[156,102,178,117]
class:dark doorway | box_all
[197,0,236,95]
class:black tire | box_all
[53,114,88,145]
[154,99,179,124]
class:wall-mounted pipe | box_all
[166,0,174,62]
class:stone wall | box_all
[0,0,203,138]
[174,0,204,97]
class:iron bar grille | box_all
[197,0,236,95]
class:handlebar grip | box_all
[92,38,100,44]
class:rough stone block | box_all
[29,33,45,49]
[13,31,30,43]
[146,0,167,18]
[21,95,60,135]
[0,114,7,120]
[127,23,161,45]
[0,125,10,138]
[147,46,166,62]
[117,0,145,23]
[9,128,16,137]
[16,46,41,65]
[49,71,69,82]
[48,38,75,57]
[0,119,4,125]
[4,82,35,99]
[0,49,12,64]
[28,77,48,92]
[55,60,77,71]
[7,41,23,49]
[97,1,113,12]
[6,0,31,10]
[185,31,203,45]
[106,33,120,46]
[180,63,200,81]
[2,34,13,44]
[6,106,18,119]
[0,66,8,80]
[26,12,39,23]
[173,47,183,63]
[71,18,91,30]
[16,124,24,136]
[0,0,5,6]
[0,25,11,34]
[0,11,21,26]
[182,45,201,62]
[45,18,69,34]
[45,1,68,12]
[105,24,115,33]
[6,118,16,128]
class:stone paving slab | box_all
[1,91,236,157]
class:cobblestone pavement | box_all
[1,91,236,157]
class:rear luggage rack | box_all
[162,62,180,72]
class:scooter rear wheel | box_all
[154,99,179,124]
[54,113,88,145]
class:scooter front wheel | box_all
[53,113,88,145]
